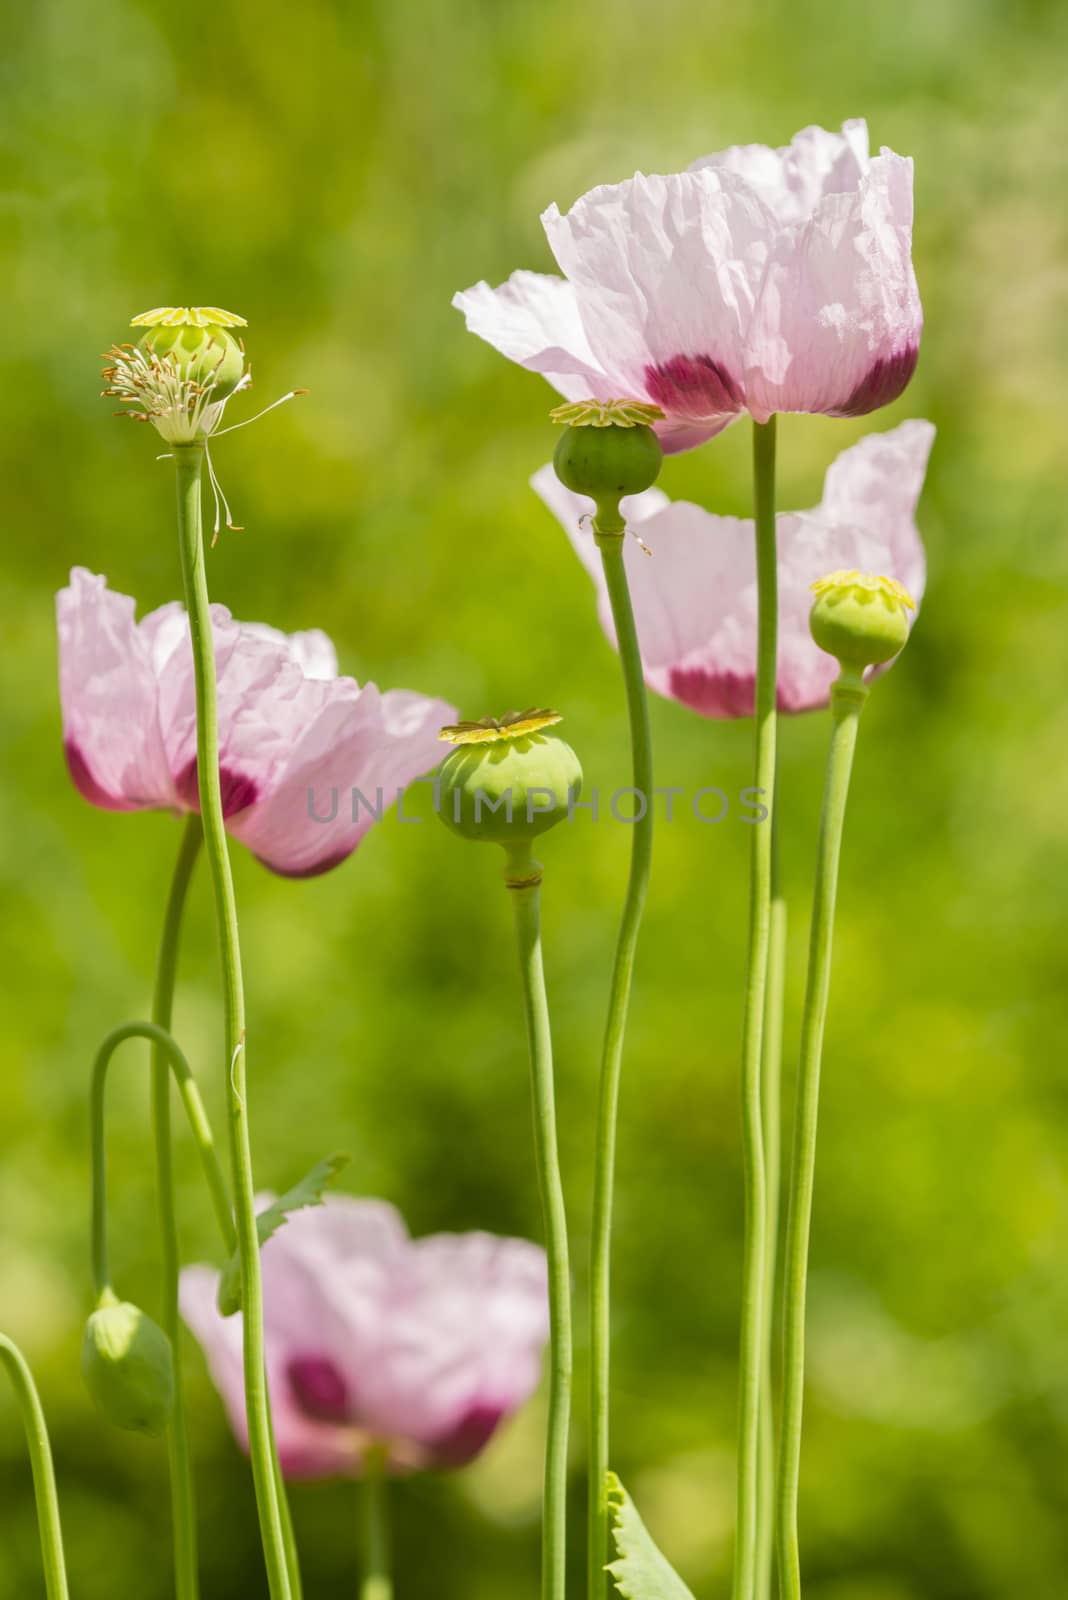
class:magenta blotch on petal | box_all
[180,1198,549,1480]
[532,418,934,718]
[643,354,745,421]
[831,343,921,419]
[455,120,922,441]
[55,570,456,877]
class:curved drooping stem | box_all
[776,678,866,1600]
[90,1020,236,1296]
[507,846,573,1600]
[171,442,295,1598]
[360,1448,393,1600]
[151,814,204,1600]
[734,416,778,1600]
[0,1336,70,1600]
[588,520,654,1600]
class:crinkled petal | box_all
[243,623,339,681]
[541,169,771,439]
[452,270,614,400]
[228,684,457,877]
[744,152,922,421]
[179,1265,361,1480]
[56,569,177,811]
[533,418,932,717]
[352,1231,549,1457]
[691,119,870,225]
[817,418,933,600]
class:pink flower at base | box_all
[454,120,921,453]
[532,420,934,717]
[179,1198,550,1479]
[56,570,457,878]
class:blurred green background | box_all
[3,0,1068,1595]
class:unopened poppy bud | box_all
[132,306,247,400]
[437,710,582,856]
[82,1290,175,1437]
[551,400,663,534]
[809,570,915,678]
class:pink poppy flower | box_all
[179,1198,550,1478]
[56,569,456,878]
[532,420,933,716]
[454,120,921,452]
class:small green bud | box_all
[551,400,663,532]
[82,1291,174,1436]
[437,710,582,853]
[809,570,915,674]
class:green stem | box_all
[588,523,654,1600]
[755,810,786,1600]
[0,1335,70,1600]
[91,1021,237,1295]
[734,416,777,1600]
[172,442,295,1599]
[152,814,204,1600]
[360,1449,393,1600]
[508,850,572,1600]
[775,678,866,1600]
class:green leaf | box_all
[606,1473,697,1600]
[216,1154,350,1316]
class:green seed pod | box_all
[809,570,915,673]
[553,423,662,517]
[129,306,248,401]
[437,710,582,849]
[82,1292,175,1437]
[139,323,245,400]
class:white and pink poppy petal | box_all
[243,623,339,682]
[351,1230,548,1462]
[414,1232,550,1467]
[179,1265,361,1481]
[541,169,770,438]
[452,270,614,402]
[533,419,931,718]
[816,418,934,600]
[262,1196,409,1366]
[744,152,922,422]
[227,682,456,877]
[691,119,870,226]
[533,467,762,712]
[152,611,315,820]
[56,568,177,812]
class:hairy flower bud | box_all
[82,1292,175,1436]
[551,401,663,534]
[809,570,915,675]
[437,710,582,851]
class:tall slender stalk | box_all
[733,416,778,1600]
[151,814,204,1600]
[0,1336,70,1600]
[588,524,654,1600]
[508,847,573,1600]
[776,679,866,1600]
[755,813,786,1600]
[172,442,295,1598]
[360,1448,393,1600]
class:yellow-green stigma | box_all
[550,398,665,429]
[130,306,248,329]
[439,708,563,746]
[809,569,916,609]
